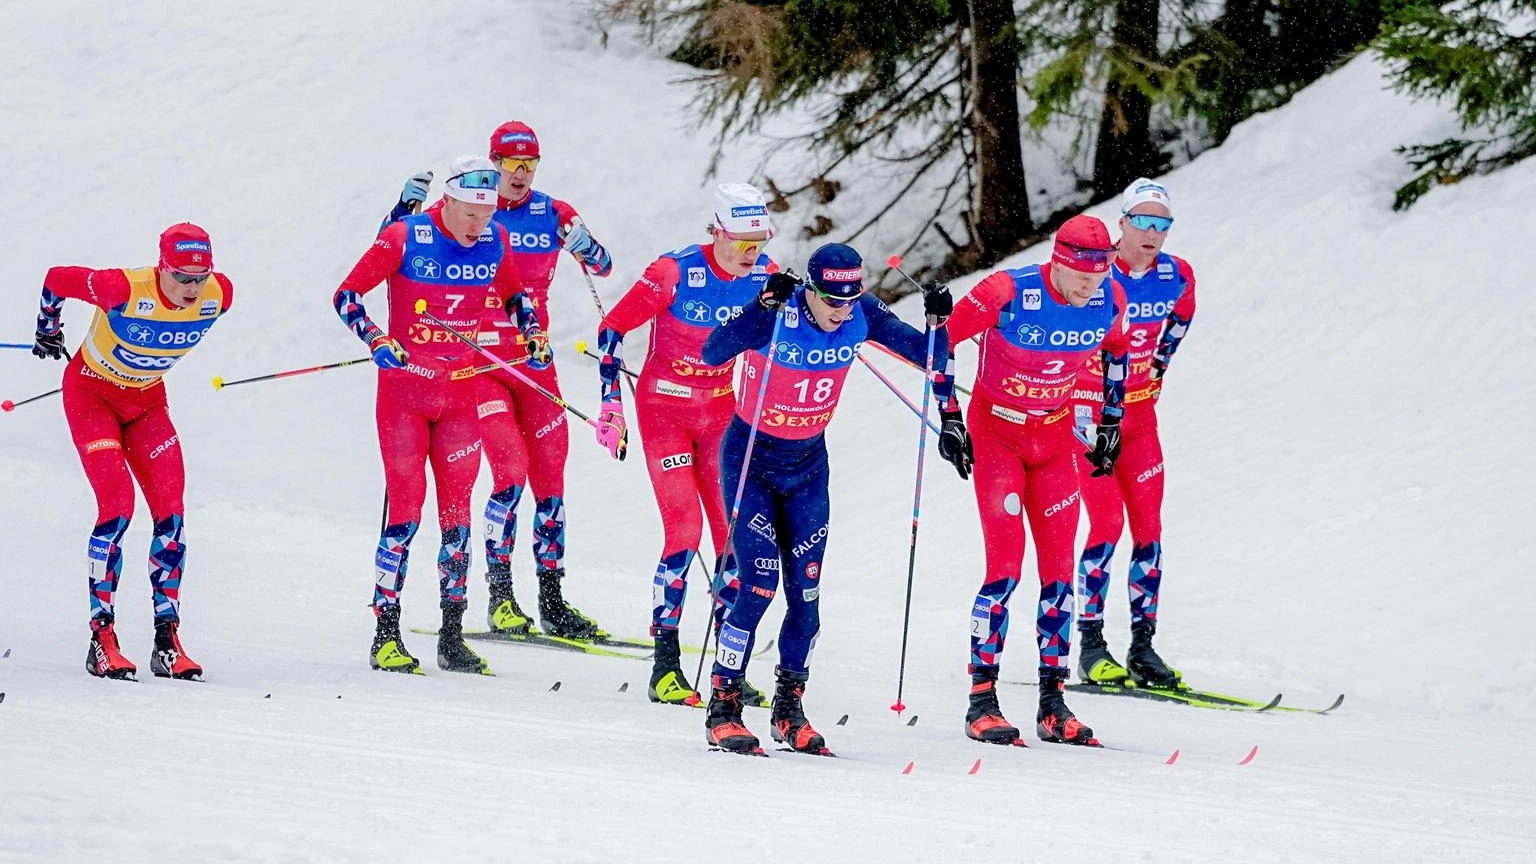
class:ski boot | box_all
[1077,620,1130,685]
[648,629,700,706]
[1037,668,1099,746]
[150,619,203,680]
[369,605,422,674]
[86,614,137,681]
[536,567,605,640]
[1126,619,1182,689]
[964,667,1021,744]
[486,575,534,636]
[769,668,831,755]
[437,603,492,675]
[704,675,763,754]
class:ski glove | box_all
[922,281,953,327]
[1084,409,1123,477]
[32,328,65,361]
[936,408,973,480]
[594,399,628,461]
[369,335,409,370]
[759,271,800,310]
[400,171,433,210]
[524,328,553,370]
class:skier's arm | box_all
[595,256,680,403]
[863,294,956,409]
[553,199,613,277]
[943,271,1014,345]
[1152,257,1197,379]
[332,222,407,346]
[1100,280,1132,419]
[701,292,780,367]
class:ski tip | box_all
[1238,745,1259,766]
[906,715,919,727]
[1259,693,1283,711]
[836,714,849,726]
[264,693,271,699]
[1165,748,1180,765]
[2,648,9,658]
[0,692,6,704]
[548,681,562,692]
[618,682,629,693]
[1320,693,1346,714]
[901,760,914,775]
[968,758,982,775]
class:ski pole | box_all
[692,308,787,688]
[3,347,71,412]
[573,339,640,385]
[891,323,938,715]
[575,258,639,401]
[1,343,34,350]
[856,353,941,435]
[865,340,972,398]
[212,357,372,390]
[413,301,597,426]
[886,254,981,349]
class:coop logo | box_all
[660,452,693,471]
[1043,490,1081,517]
[1088,287,1106,308]
[1048,328,1107,347]
[1126,300,1174,320]
[1017,324,1046,346]
[199,299,219,317]
[112,346,178,370]
[445,440,482,464]
[148,434,179,460]
[508,232,554,250]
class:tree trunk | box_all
[965,0,1030,271]
[1213,0,1271,143]
[1093,0,1162,195]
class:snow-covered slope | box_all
[2,3,1533,862]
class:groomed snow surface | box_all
[2,3,1533,862]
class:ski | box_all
[1064,682,1282,712]
[1269,693,1347,715]
[409,627,650,661]
[586,634,777,659]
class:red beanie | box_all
[159,223,213,272]
[1051,215,1114,273]
[489,121,540,159]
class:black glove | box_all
[936,408,973,480]
[1149,355,1168,382]
[921,280,952,326]
[759,271,800,310]
[1085,410,1123,477]
[32,328,64,360]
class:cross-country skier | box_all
[696,242,964,755]
[338,156,542,675]
[592,183,776,707]
[31,223,232,681]
[944,214,1131,746]
[384,122,614,641]
[1072,178,1197,689]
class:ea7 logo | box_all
[660,452,693,471]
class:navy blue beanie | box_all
[806,243,864,298]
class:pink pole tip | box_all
[1,400,14,412]
[886,255,903,269]
[1237,745,1258,766]
[1164,749,1181,765]
[901,761,914,775]
[889,701,906,713]
[967,758,981,775]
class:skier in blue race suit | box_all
[696,242,972,755]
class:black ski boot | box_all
[437,603,492,675]
[486,572,534,636]
[964,667,1021,744]
[1076,620,1130,685]
[151,619,203,680]
[769,668,831,755]
[1126,619,1181,688]
[536,567,604,640]
[705,675,763,754]
[369,605,422,674]
[1037,668,1098,745]
[648,629,700,706]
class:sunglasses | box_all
[809,284,863,309]
[714,225,772,257]
[169,270,210,285]
[1124,213,1174,232]
[496,156,539,173]
[450,169,501,190]
[1060,243,1117,264]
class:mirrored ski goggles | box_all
[496,156,540,173]
[164,267,211,285]
[1123,213,1174,232]
[714,223,773,256]
[1058,243,1117,265]
[449,169,500,190]
[808,284,864,309]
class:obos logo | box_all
[772,342,802,364]
[681,300,741,324]
[804,345,857,366]
[1016,323,1046,346]
[1048,328,1107,347]
[410,256,440,279]
[508,232,553,250]
[122,322,213,347]
[1126,300,1173,320]
[125,323,156,344]
[112,346,178,370]
[442,262,498,281]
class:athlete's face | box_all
[496,156,538,204]
[157,266,211,308]
[1117,202,1171,267]
[1054,265,1108,308]
[442,198,497,246]
[711,228,769,277]
[804,288,856,331]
